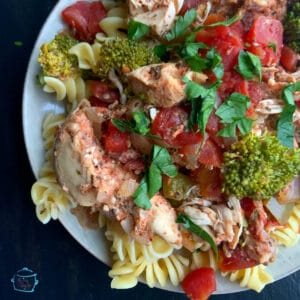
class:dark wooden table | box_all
[1,0,300,299]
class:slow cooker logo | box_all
[11,267,39,293]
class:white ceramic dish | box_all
[22,0,300,295]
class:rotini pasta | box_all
[43,76,88,110]
[221,265,274,293]
[31,174,70,224]
[105,220,189,288]
[271,204,300,247]
[99,3,128,37]
[42,112,66,160]
[190,249,218,271]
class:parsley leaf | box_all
[216,92,254,137]
[277,82,300,148]
[133,175,151,210]
[205,48,224,80]
[166,9,197,41]
[133,145,178,209]
[128,20,150,40]
[112,110,151,136]
[184,78,219,137]
[176,213,219,259]
[236,50,262,81]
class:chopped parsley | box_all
[216,92,254,137]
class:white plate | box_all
[22,0,300,295]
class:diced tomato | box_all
[206,110,220,136]
[62,1,106,42]
[88,96,109,108]
[179,138,223,168]
[103,121,130,153]
[89,81,120,103]
[151,106,202,147]
[280,46,299,72]
[240,197,256,219]
[191,166,222,199]
[198,138,223,167]
[245,16,283,66]
[219,246,257,272]
[182,267,216,300]
[196,21,244,71]
[218,71,248,100]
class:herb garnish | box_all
[216,92,254,137]
[176,213,219,259]
[236,50,262,81]
[184,77,220,137]
[128,20,150,41]
[165,9,197,41]
[277,82,300,148]
[133,145,178,210]
[112,110,158,138]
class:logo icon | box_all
[11,267,39,293]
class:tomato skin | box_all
[62,1,106,42]
[89,81,120,103]
[240,197,256,219]
[151,106,202,147]
[180,138,223,168]
[103,121,130,153]
[182,267,216,300]
[219,246,257,272]
[280,46,299,72]
[246,16,283,66]
[191,166,222,199]
[196,21,244,71]
[198,139,223,167]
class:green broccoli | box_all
[222,133,300,200]
[283,1,300,53]
[93,38,160,80]
[38,33,80,80]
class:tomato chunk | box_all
[196,21,244,71]
[246,16,283,66]
[182,267,216,300]
[280,46,299,72]
[151,106,202,147]
[198,138,223,167]
[191,166,222,199]
[89,81,120,103]
[62,1,106,42]
[103,121,130,153]
[219,246,257,272]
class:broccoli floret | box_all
[93,38,160,80]
[38,33,80,79]
[222,133,300,200]
[283,1,300,53]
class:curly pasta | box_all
[99,4,128,37]
[221,265,274,293]
[105,220,190,289]
[190,249,218,271]
[31,174,70,224]
[271,203,300,247]
[43,76,88,110]
[42,113,66,160]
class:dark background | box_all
[1,0,299,299]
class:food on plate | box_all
[30,0,300,298]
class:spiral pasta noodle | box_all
[99,3,128,38]
[105,220,190,288]
[42,113,66,160]
[31,174,71,224]
[190,249,218,271]
[43,76,88,110]
[221,265,274,293]
[271,204,300,247]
